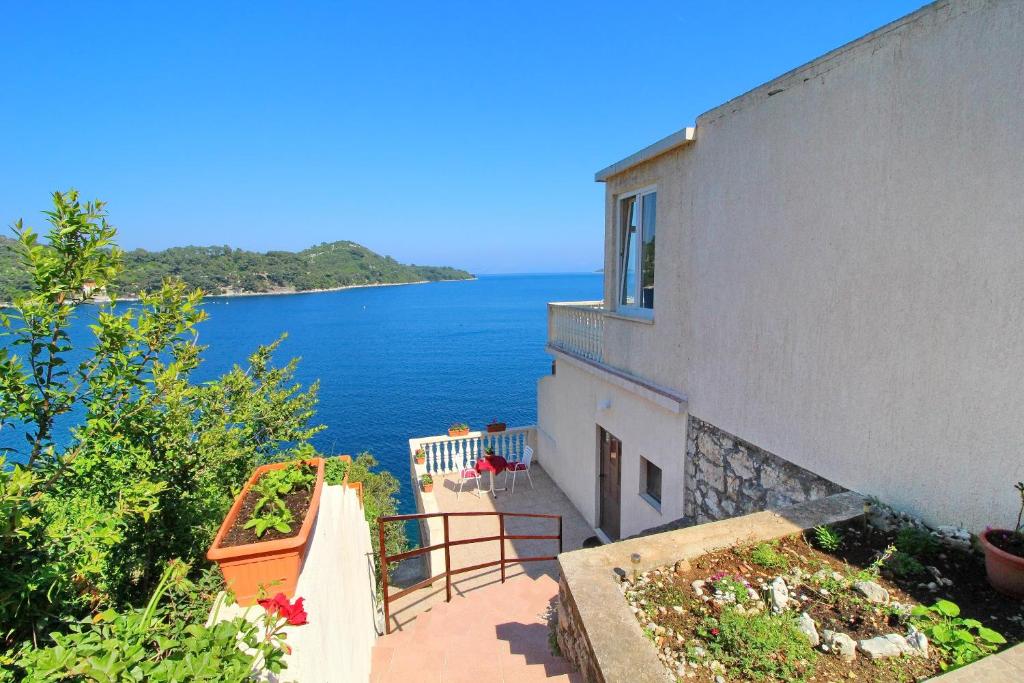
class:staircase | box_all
[370,574,579,682]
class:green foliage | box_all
[324,453,406,578]
[421,474,433,486]
[17,562,290,682]
[910,599,1006,671]
[243,462,317,537]
[699,607,816,681]
[0,238,472,303]
[856,544,896,582]
[749,541,789,570]
[711,575,751,605]
[0,192,325,673]
[894,527,939,560]
[886,550,926,578]
[812,524,843,552]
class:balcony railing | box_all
[410,426,536,475]
[547,301,605,363]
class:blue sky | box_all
[1,1,924,274]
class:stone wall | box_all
[555,575,603,683]
[684,416,844,524]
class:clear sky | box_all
[2,1,925,274]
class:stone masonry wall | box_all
[684,416,844,524]
[556,575,603,683]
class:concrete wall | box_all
[596,0,1024,532]
[538,355,688,539]
[215,484,380,682]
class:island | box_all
[0,238,473,302]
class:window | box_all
[618,189,656,311]
[640,456,662,509]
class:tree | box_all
[0,191,322,666]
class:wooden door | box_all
[598,427,622,540]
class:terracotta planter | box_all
[207,458,325,606]
[415,452,425,465]
[448,427,469,437]
[486,422,506,433]
[979,529,1024,599]
[422,482,434,493]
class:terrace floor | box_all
[387,461,594,632]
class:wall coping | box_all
[557,491,867,682]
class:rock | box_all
[769,576,790,613]
[797,612,819,647]
[822,630,857,662]
[927,582,939,592]
[906,627,929,657]
[853,580,889,604]
[691,579,706,597]
[672,605,683,613]
[715,677,726,683]
[857,634,912,659]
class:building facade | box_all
[538,0,1024,539]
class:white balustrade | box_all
[410,426,537,475]
[547,301,605,363]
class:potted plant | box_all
[979,481,1024,598]
[414,448,425,465]
[207,458,325,606]
[420,473,434,493]
[486,419,506,433]
[448,422,469,437]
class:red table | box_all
[475,454,508,497]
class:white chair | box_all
[457,462,482,499]
[505,445,534,494]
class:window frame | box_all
[615,185,657,319]
[639,455,662,512]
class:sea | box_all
[1,273,602,517]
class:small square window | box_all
[640,456,662,508]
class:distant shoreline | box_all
[0,277,476,308]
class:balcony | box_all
[547,300,605,363]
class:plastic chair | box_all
[505,445,534,494]
[457,462,482,499]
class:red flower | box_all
[259,593,309,626]
[710,628,720,636]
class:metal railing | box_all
[547,301,605,362]
[377,511,562,634]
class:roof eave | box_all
[594,126,696,182]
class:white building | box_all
[538,0,1024,540]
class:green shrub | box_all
[16,562,294,682]
[886,550,926,578]
[750,541,789,570]
[910,599,1006,671]
[895,527,939,560]
[812,524,843,551]
[0,192,323,672]
[699,607,816,681]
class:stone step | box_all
[371,574,575,682]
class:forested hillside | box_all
[0,238,472,301]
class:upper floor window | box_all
[617,189,656,312]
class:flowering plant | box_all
[257,592,309,655]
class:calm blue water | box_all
[2,274,601,516]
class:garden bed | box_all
[218,460,320,548]
[623,519,1024,681]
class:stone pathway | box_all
[371,573,580,682]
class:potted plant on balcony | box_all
[486,419,506,433]
[414,448,426,465]
[979,481,1024,598]
[448,422,469,437]
[420,473,434,493]
[207,458,325,606]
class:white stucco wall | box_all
[596,0,1024,532]
[214,484,379,682]
[538,357,688,539]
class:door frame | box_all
[596,425,622,541]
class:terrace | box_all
[383,426,593,632]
